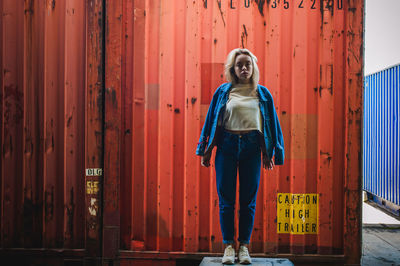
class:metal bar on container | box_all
[158,0,174,252]
[42,0,66,248]
[85,0,104,259]
[304,1,320,254]
[343,0,363,264]
[144,0,160,252]
[119,0,133,250]
[130,0,146,252]
[332,6,346,253]
[1,0,24,248]
[389,68,394,204]
[263,3,283,254]
[288,0,308,254]
[172,0,186,253]
[276,0,292,253]
[208,0,228,252]
[183,0,201,252]
[397,67,399,206]
[318,0,335,254]
[22,0,46,248]
[64,0,86,249]
[103,0,122,260]
[198,0,213,253]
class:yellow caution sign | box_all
[277,193,319,234]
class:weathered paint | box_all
[64,0,86,249]
[85,0,104,258]
[113,0,363,264]
[0,0,92,253]
[363,64,400,215]
[103,0,123,261]
[343,1,364,264]
[0,0,103,261]
[1,0,24,248]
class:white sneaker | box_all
[222,245,235,265]
[238,245,252,264]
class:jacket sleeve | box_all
[269,96,285,165]
[195,87,221,156]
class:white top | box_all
[223,84,263,132]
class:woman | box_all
[196,48,284,264]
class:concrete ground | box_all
[362,199,400,266]
[200,198,400,266]
[200,257,293,265]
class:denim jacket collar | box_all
[256,84,269,102]
[221,83,268,102]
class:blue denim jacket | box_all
[196,83,284,165]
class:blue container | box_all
[363,64,400,217]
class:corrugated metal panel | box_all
[0,0,90,250]
[109,0,363,264]
[363,65,400,208]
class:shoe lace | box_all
[224,246,234,257]
[239,246,249,257]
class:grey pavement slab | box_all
[363,200,400,225]
[200,257,293,266]
[362,226,400,266]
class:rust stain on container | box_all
[241,24,248,48]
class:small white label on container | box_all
[86,168,103,176]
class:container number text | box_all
[204,0,344,10]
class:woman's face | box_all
[234,54,253,84]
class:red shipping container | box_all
[0,0,363,265]
[111,0,363,264]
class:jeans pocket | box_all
[217,134,236,155]
[246,132,260,145]
[242,134,261,155]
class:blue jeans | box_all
[215,130,261,244]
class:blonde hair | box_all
[224,48,260,87]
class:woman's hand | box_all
[201,152,212,167]
[263,154,275,170]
